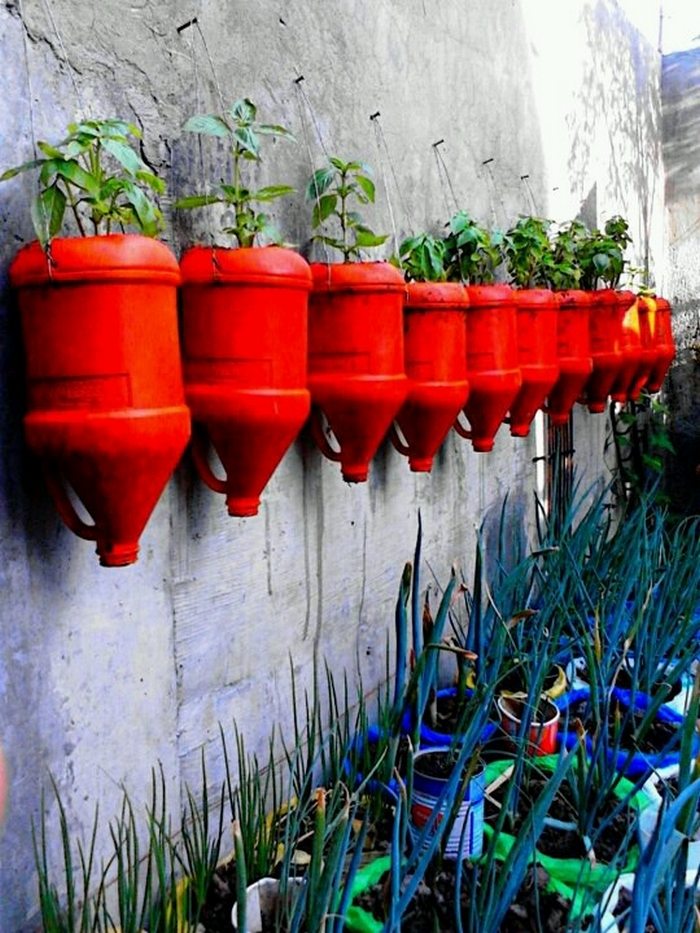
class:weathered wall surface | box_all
[0,1,663,927]
[661,48,700,513]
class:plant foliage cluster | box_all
[33,488,700,932]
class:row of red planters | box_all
[10,236,675,567]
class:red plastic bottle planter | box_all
[307,263,409,482]
[180,247,311,517]
[454,285,521,452]
[11,235,191,567]
[645,296,676,392]
[507,289,559,437]
[390,282,469,472]
[582,288,633,413]
[544,290,592,426]
[626,296,656,401]
[609,291,643,403]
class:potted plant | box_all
[443,210,521,452]
[304,157,408,482]
[543,220,593,426]
[578,216,636,413]
[388,233,469,472]
[2,118,190,566]
[176,98,312,517]
[502,215,560,437]
[644,295,676,393]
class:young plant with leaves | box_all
[503,215,555,288]
[548,220,587,290]
[443,210,505,284]
[1,119,165,247]
[394,233,448,281]
[306,157,387,261]
[576,216,632,291]
[176,98,296,247]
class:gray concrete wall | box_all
[661,47,700,513]
[0,1,663,927]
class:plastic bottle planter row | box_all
[12,240,677,568]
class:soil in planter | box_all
[498,664,562,697]
[565,699,678,755]
[355,863,572,932]
[484,774,633,864]
[428,691,490,736]
[612,882,657,933]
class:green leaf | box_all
[183,113,231,138]
[355,175,376,203]
[329,156,349,171]
[234,126,260,159]
[355,229,388,248]
[174,194,222,210]
[101,138,145,175]
[311,193,337,228]
[37,142,64,159]
[31,185,66,247]
[136,170,165,194]
[0,157,44,181]
[256,124,295,141]
[230,99,257,124]
[122,182,161,237]
[53,160,100,195]
[306,167,336,200]
[251,184,295,202]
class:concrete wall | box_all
[0,1,663,927]
[661,47,700,513]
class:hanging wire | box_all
[17,0,51,265]
[179,19,217,252]
[194,18,225,113]
[371,114,411,232]
[370,112,399,258]
[38,0,86,119]
[432,140,461,215]
[294,76,330,265]
[483,159,508,228]
[520,173,539,215]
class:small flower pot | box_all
[508,288,559,437]
[609,291,644,403]
[390,281,469,472]
[180,246,312,517]
[411,746,485,860]
[496,695,560,756]
[582,289,634,413]
[545,289,592,425]
[455,285,521,452]
[645,295,676,392]
[307,262,409,482]
[10,235,191,566]
[231,876,303,932]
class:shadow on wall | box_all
[662,48,700,203]
[567,0,660,272]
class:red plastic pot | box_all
[180,246,311,517]
[508,289,559,436]
[544,290,592,425]
[626,297,656,401]
[307,262,409,482]
[497,695,560,757]
[390,282,469,472]
[11,235,191,567]
[645,296,676,392]
[609,291,643,403]
[582,289,634,413]
[454,285,521,452]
